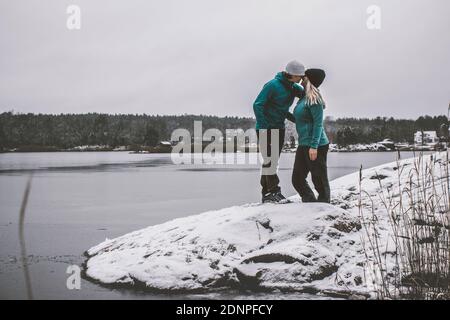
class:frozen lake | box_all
[0,151,431,299]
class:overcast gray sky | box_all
[0,0,449,119]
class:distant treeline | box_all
[0,112,255,150]
[327,115,449,146]
[0,111,448,150]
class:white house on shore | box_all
[414,131,439,146]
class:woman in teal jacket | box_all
[292,69,330,203]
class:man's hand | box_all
[309,148,318,161]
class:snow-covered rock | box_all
[85,202,364,295]
[84,151,446,298]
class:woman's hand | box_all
[309,148,318,161]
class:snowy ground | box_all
[84,151,446,298]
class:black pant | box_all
[257,129,285,195]
[292,144,330,203]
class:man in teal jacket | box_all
[253,60,305,203]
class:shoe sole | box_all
[262,199,292,204]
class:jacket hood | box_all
[275,72,292,86]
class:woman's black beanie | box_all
[305,69,326,88]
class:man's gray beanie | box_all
[285,60,306,76]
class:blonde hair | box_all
[304,79,325,108]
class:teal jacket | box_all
[293,97,329,149]
[253,72,304,129]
